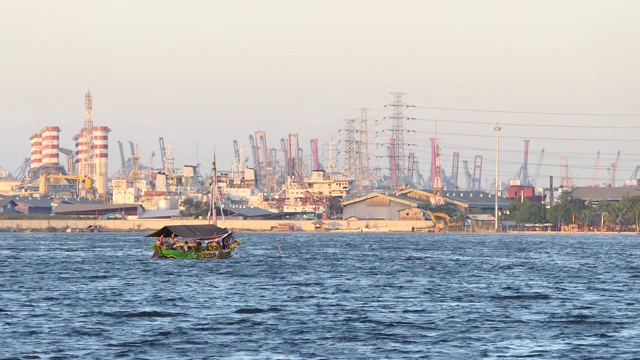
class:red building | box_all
[505,185,544,203]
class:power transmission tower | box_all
[388,92,407,185]
[560,156,575,188]
[78,90,95,179]
[432,144,444,205]
[358,108,371,191]
[343,118,357,178]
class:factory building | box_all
[73,91,110,199]
[19,91,110,200]
[76,126,112,196]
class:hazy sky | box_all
[1,0,639,188]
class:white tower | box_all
[30,133,43,170]
[41,126,61,167]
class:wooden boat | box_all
[148,224,240,260]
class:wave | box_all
[492,293,552,301]
[234,307,267,314]
[110,310,185,318]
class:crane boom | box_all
[592,150,600,186]
[611,150,621,186]
[159,137,167,171]
[532,148,545,186]
[118,141,126,170]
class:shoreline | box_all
[1,218,638,235]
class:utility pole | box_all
[494,124,501,232]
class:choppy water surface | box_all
[1,232,639,359]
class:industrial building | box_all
[572,187,640,204]
[8,91,111,201]
[4,89,640,225]
[341,192,429,221]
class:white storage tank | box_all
[157,197,179,210]
[157,198,173,210]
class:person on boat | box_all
[156,235,164,249]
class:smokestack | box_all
[549,176,554,206]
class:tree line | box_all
[503,192,640,231]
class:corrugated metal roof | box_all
[0,198,17,206]
[572,187,640,201]
[12,197,54,208]
[139,209,182,219]
[398,188,512,209]
[467,214,496,221]
[443,191,512,208]
[146,224,229,239]
[342,192,426,207]
[59,198,107,205]
[222,205,275,218]
[53,203,143,214]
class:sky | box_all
[1,0,639,189]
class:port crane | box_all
[532,148,545,186]
[11,158,31,180]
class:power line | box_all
[410,117,640,130]
[405,130,640,142]
[413,105,640,117]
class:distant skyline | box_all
[2,0,639,188]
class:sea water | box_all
[1,232,639,359]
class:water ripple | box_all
[1,232,639,359]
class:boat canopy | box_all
[146,224,229,240]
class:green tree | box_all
[594,200,623,229]
[514,201,546,224]
[505,201,524,221]
[181,197,195,215]
[180,198,209,217]
[547,190,587,226]
[619,195,640,229]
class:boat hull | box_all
[150,240,240,260]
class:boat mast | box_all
[210,150,218,225]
